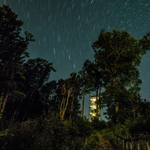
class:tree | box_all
[4,58,56,124]
[38,80,58,111]
[78,60,93,118]
[79,59,104,119]
[68,72,81,120]
[58,72,81,120]
[0,5,34,120]
[59,78,74,120]
[21,58,56,121]
[92,29,149,123]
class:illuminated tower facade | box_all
[89,95,100,121]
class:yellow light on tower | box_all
[89,95,99,121]
[92,98,96,102]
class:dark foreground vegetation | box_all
[0,5,150,150]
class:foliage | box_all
[0,5,34,120]
[1,5,150,150]
[90,118,107,131]
[129,116,150,137]
[3,58,56,124]
[99,122,131,150]
[0,113,98,150]
[92,28,150,123]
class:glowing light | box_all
[90,105,96,109]
[92,98,96,102]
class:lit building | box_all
[89,95,100,121]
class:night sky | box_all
[1,0,150,120]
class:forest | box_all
[1,5,150,150]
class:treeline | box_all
[0,5,104,126]
[1,4,150,150]
[0,5,83,125]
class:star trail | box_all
[1,0,150,118]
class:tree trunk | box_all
[115,101,119,113]
[60,96,65,118]
[70,95,75,120]
[61,90,71,120]
[9,109,17,127]
[0,70,14,120]
[113,78,119,114]
[96,89,98,119]
[99,87,101,118]
[9,99,23,127]
[22,89,36,121]
[0,92,9,120]
[81,86,85,118]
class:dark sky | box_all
[1,0,150,120]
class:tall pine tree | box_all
[0,5,34,120]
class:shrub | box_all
[0,112,96,150]
[91,118,107,131]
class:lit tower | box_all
[89,95,100,121]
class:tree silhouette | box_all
[92,29,149,123]
[22,58,56,121]
[79,59,104,119]
[0,5,34,120]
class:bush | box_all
[90,118,107,131]
[129,116,150,136]
[0,112,97,150]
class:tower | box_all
[89,95,100,121]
